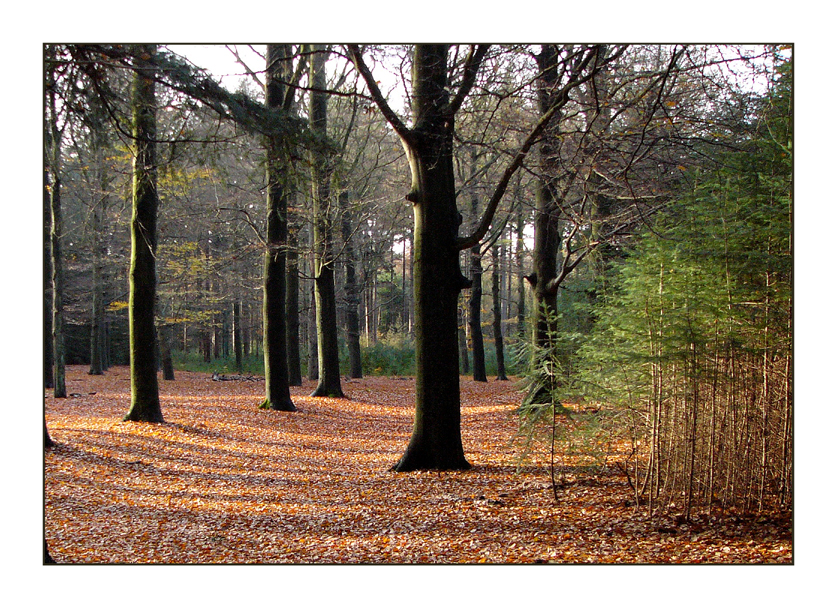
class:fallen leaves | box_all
[44,366,791,564]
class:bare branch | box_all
[457,45,623,251]
[346,45,415,146]
[448,45,490,116]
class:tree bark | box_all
[530,44,562,353]
[309,45,344,398]
[233,300,243,374]
[260,44,296,411]
[286,203,302,386]
[123,44,163,423]
[389,45,472,470]
[340,188,363,378]
[468,149,487,382]
[159,324,175,381]
[89,136,108,375]
[515,191,527,340]
[492,244,508,380]
[46,48,66,399]
[43,117,54,391]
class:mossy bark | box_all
[123,44,163,423]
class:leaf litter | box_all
[45,366,791,564]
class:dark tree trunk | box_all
[515,193,527,339]
[309,45,344,398]
[233,300,243,374]
[43,122,54,391]
[458,302,469,375]
[45,49,66,399]
[123,44,163,423]
[468,152,486,382]
[307,273,319,381]
[88,112,110,376]
[389,45,471,471]
[44,539,56,564]
[492,244,508,380]
[340,188,363,378]
[159,324,175,381]
[44,420,54,449]
[260,44,296,411]
[530,45,562,350]
[286,205,302,386]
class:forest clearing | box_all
[44,365,791,565]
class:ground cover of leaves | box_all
[44,365,791,564]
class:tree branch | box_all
[447,44,490,116]
[457,45,620,251]
[346,45,415,146]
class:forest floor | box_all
[44,365,792,564]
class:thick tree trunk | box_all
[309,45,344,398]
[123,44,163,423]
[260,44,296,412]
[392,45,470,471]
[339,188,363,378]
[492,244,508,380]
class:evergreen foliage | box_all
[573,58,792,516]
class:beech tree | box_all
[260,44,297,411]
[309,45,345,398]
[123,44,164,423]
[349,44,610,470]
[45,45,67,399]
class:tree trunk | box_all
[390,45,471,471]
[492,244,508,380]
[233,300,243,374]
[515,193,527,340]
[159,324,175,381]
[43,118,54,390]
[530,44,562,353]
[309,45,344,398]
[45,49,66,399]
[468,150,487,382]
[458,302,469,374]
[340,188,363,378]
[123,44,163,423]
[44,420,54,449]
[260,44,296,411]
[88,144,107,375]
[286,207,302,386]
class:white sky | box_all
[166,44,266,91]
